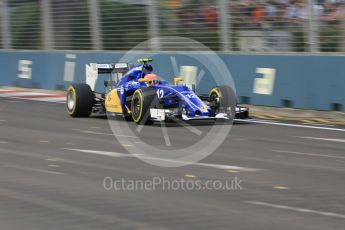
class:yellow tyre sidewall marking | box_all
[67,86,77,115]
[210,88,221,98]
[125,105,131,114]
[132,90,143,123]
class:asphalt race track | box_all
[0,97,344,230]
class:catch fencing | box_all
[0,0,344,52]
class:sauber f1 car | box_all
[66,58,249,124]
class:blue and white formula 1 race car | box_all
[66,58,249,124]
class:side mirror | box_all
[174,77,184,86]
[104,81,108,87]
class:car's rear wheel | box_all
[209,85,236,120]
[131,88,159,125]
[66,84,94,117]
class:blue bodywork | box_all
[114,63,213,118]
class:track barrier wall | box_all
[0,51,344,112]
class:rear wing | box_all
[96,64,114,74]
[85,63,130,91]
[92,63,130,74]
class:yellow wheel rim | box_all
[131,90,143,123]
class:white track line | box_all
[78,129,139,139]
[64,148,261,172]
[80,130,114,136]
[246,201,345,219]
[48,164,60,168]
[3,163,65,175]
[64,148,143,157]
[141,156,260,171]
[297,136,345,143]
[272,150,345,160]
[235,119,345,132]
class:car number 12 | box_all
[157,89,164,98]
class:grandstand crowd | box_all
[230,0,345,28]
[165,0,345,29]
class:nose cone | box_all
[180,91,210,116]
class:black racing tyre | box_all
[131,88,159,125]
[209,85,236,120]
[66,84,94,117]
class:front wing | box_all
[150,106,249,121]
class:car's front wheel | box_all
[131,88,159,125]
[209,85,236,120]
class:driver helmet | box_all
[145,74,159,86]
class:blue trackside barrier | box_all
[0,51,344,112]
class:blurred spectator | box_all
[321,1,345,24]
[251,3,266,27]
[266,1,278,19]
[201,5,218,29]
[285,0,307,26]
[274,3,289,27]
[314,4,324,17]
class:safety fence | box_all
[0,0,344,52]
